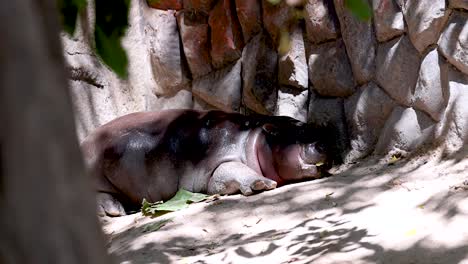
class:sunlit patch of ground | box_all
[102,148,468,264]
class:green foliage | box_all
[57,0,87,35]
[141,189,209,217]
[345,0,372,21]
[58,0,130,79]
[94,0,130,78]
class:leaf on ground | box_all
[389,154,402,164]
[142,219,172,233]
[141,189,209,217]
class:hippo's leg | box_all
[96,192,126,217]
[208,161,277,195]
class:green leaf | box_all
[266,0,281,5]
[345,0,372,21]
[94,0,130,79]
[94,26,129,78]
[58,0,87,35]
[141,189,209,217]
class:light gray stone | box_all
[308,93,349,160]
[413,49,449,121]
[435,68,468,154]
[275,86,308,122]
[307,39,355,97]
[145,9,190,96]
[402,0,450,54]
[334,0,376,84]
[278,26,308,90]
[376,35,420,106]
[304,0,340,44]
[438,11,468,75]
[375,107,435,155]
[241,33,278,115]
[344,82,397,161]
[145,89,194,111]
[65,0,157,141]
[192,60,242,112]
[449,0,468,10]
[372,0,405,42]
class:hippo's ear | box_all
[262,123,280,137]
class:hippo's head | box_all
[261,116,339,183]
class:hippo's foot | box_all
[208,161,277,196]
[97,192,126,217]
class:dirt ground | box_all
[102,148,468,264]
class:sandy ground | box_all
[102,148,468,264]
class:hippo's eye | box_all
[301,142,326,164]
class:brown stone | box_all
[262,0,295,44]
[241,33,278,115]
[307,39,355,97]
[177,11,212,78]
[192,60,242,112]
[278,26,308,90]
[235,0,262,43]
[376,35,420,106]
[183,0,216,13]
[147,0,183,10]
[209,0,244,69]
[304,0,340,44]
[334,0,376,84]
[145,9,189,96]
[372,0,405,42]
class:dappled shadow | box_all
[105,150,468,263]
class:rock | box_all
[438,11,468,75]
[402,0,450,54]
[376,35,420,106]
[374,107,435,155]
[183,0,216,13]
[307,39,355,97]
[344,82,397,161]
[146,89,194,111]
[413,49,449,121]
[241,33,278,115]
[192,95,219,111]
[304,0,340,43]
[449,0,468,10]
[372,0,405,42]
[278,26,308,90]
[147,0,183,10]
[334,0,376,84]
[209,0,244,69]
[192,60,242,112]
[275,86,308,122]
[66,0,158,140]
[262,0,295,44]
[309,94,349,160]
[436,68,468,154]
[145,9,189,95]
[235,0,262,43]
[177,11,212,78]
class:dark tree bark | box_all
[0,1,112,263]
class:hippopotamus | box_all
[81,109,339,216]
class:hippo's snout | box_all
[301,142,327,165]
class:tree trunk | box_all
[0,1,112,263]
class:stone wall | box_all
[65,0,468,162]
